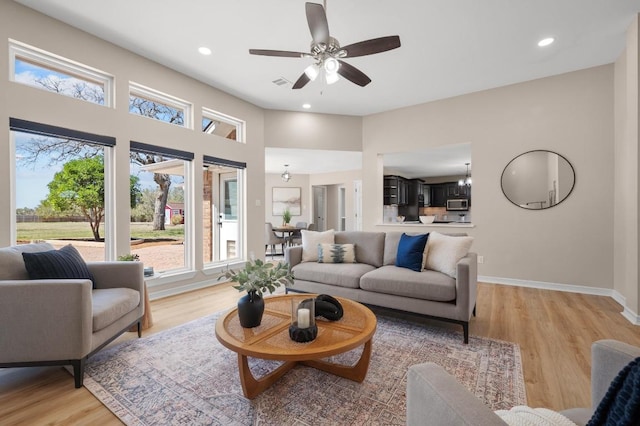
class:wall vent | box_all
[272,77,291,87]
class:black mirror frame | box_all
[501,149,576,210]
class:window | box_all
[202,108,245,142]
[130,142,193,274]
[11,118,116,261]
[9,39,113,107]
[129,82,192,129]
[203,156,245,265]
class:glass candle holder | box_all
[289,297,317,342]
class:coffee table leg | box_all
[301,338,373,382]
[237,354,297,399]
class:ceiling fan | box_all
[249,1,401,89]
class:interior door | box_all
[313,186,327,231]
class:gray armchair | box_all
[0,243,145,388]
[407,339,640,425]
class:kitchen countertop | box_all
[377,221,474,228]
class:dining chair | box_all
[265,222,286,258]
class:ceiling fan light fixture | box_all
[325,70,339,85]
[324,57,339,73]
[304,64,320,81]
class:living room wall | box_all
[0,1,266,296]
[363,65,615,293]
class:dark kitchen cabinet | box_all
[430,184,447,207]
[384,175,409,205]
[446,182,470,198]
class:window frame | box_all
[202,107,245,143]
[9,39,114,107]
[129,82,193,129]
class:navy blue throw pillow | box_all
[22,244,95,288]
[396,233,429,272]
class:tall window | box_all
[129,82,192,129]
[203,156,245,265]
[11,119,116,261]
[202,108,245,142]
[9,39,113,107]
[130,142,193,274]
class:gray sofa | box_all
[0,242,145,387]
[407,339,640,425]
[284,231,477,343]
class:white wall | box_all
[614,15,640,317]
[363,65,615,290]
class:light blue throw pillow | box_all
[396,233,429,272]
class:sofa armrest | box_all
[0,280,93,362]
[285,246,303,268]
[591,339,640,407]
[87,261,144,294]
[455,252,478,319]
[407,363,506,426]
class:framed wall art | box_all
[272,187,301,215]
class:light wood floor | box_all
[1,282,639,425]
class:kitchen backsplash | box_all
[420,206,472,222]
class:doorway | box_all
[312,185,327,231]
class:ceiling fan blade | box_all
[306,2,330,46]
[292,72,311,89]
[341,35,401,58]
[337,60,371,87]
[249,49,307,58]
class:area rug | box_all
[83,312,526,425]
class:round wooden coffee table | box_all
[215,293,377,399]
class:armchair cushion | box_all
[22,244,95,287]
[92,288,141,332]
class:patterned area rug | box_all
[83,311,526,425]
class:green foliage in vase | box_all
[282,208,292,224]
[220,259,293,299]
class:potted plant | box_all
[221,259,293,328]
[282,207,292,226]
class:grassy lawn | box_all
[17,221,184,242]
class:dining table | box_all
[272,225,298,246]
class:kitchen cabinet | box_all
[447,182,470,198]
[430,184,447,207]
[384,175,409,205]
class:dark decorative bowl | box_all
[289,323,318,343]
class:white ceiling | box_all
[14,0,640,176]
[15,0,640,117]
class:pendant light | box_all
[458,163,471,186]
[281,164,292,182]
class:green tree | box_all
[45,156,141,240]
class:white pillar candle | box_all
[297,308,310,328]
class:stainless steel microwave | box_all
[446,198,469,211]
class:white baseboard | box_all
[479,275,640,326]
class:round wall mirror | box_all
[501,150,575,210]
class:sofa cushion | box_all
[301,229,335,262]
[424,232,474,278]
[318,243,356,263]
[335,231,385,267]
[360,265,456,302]
[22,244,95,287]
[92,288,140,332]
[396,233,429,272]
[292,262,376,289]
[0,242,55,280]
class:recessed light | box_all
[537,37,554,47]
[302,103,311,109]
[198,46,212,55]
